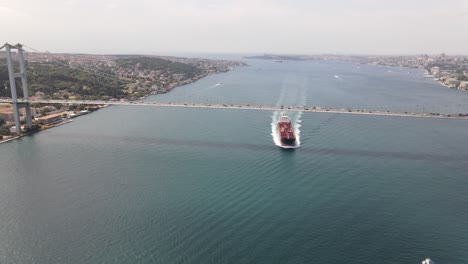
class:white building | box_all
[445,78,460,88]
[459,81,468,90]
[9,125,25,134]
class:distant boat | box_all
[274,59,283,63]
[422,258,435,264]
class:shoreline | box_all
[247,57,466,91]
[125,64,245,101]
[0,66,241,145]
[0,119,74,145]
[4,100,467,146]
[2,61,464,145]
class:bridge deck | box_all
[1,99,467,120]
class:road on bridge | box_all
[1,99,467,120]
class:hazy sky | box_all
[1,0,467,55]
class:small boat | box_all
[422,258,435,264]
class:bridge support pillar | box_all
[3,43,32,135]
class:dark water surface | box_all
[1,60,468,264]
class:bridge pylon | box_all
[1,43,33,134]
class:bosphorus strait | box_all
[1,59,468,264]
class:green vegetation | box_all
[40,107,51,116]
[1,59,125,99]
[116,57,201,78]
[0,59,11,98]
[1,55,236,101]
[0,127,10,136]
[68,104,88,111]
[27,61,125,99]
[23,123,41,133]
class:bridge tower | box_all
[1,43,33,134]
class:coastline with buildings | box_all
[1,51,247,102]
[248,54,468,91]
[355,54,468,91]
[0,52,246,142]
[0,103,106,144]
[3,52,468,143]
[15,52,247,101]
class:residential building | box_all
[9,125,25,134]
[445,78,460,88]
[35,91,45,99]
[460,81,468,90]
[36,113,63,125]
[0,108,14,121]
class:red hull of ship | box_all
[278,121,296,146]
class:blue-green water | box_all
[1,60,468,264]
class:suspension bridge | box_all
[2,43,468,135]
[1,98,466,119]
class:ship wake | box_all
[271,76,307,149]
[271,112,300,149]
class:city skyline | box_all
[1,0,468,55]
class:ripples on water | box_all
[1,60,468,263]
[49,131,468,163]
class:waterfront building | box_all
[0,108,15,121]
[459,81,468,90]
[9,125,25,134]
[430,67,440,75]
[36,113,63,125]
[445,78,460,88]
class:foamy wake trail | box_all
[271,84,287,147]
[271,77,307,148]
[201,82,223,92]
[271,111,283,147]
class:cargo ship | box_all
[277,113,296,147]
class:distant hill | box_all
[1,54,245,100]
[115,57,202,78]
[245,54,306,61]
[0,59,125,99]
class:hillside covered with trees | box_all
[0,59,124,99]
[115,57,202,78]
[1,54,245,100]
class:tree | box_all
[40,108,50,116]
[0,127,10,136]
[23,124,41,133]
[457,74,468,81]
